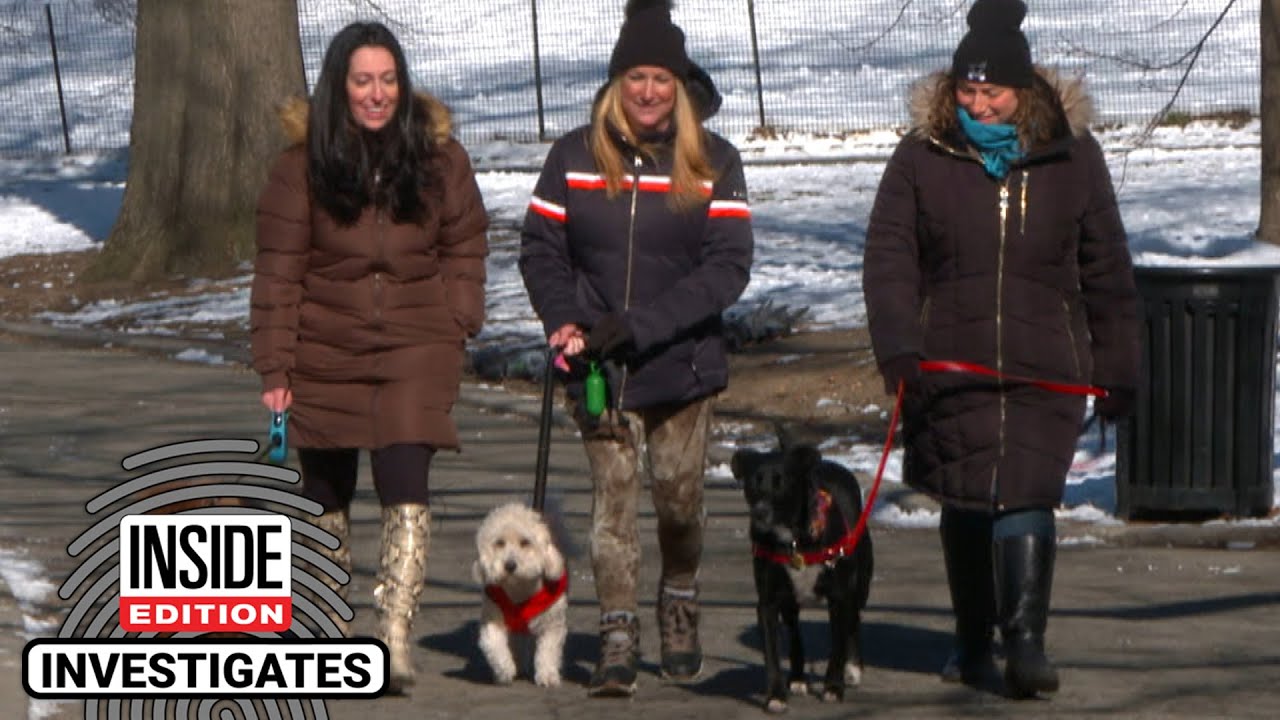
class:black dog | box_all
[732,444,874,713]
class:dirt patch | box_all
[0,251,892,443]
[0,250,95,318]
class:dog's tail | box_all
[539,491,580,561]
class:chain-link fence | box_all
[0,0,1261,155]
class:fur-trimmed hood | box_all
[907,66,1094,143]
[277,91,453,145]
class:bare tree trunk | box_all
[88,0,305,283]
[1261,0,1280,245]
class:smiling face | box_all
[955,78,1019,124]
[346,45,399,131]
[619,65,677,134]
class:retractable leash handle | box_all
[267,411,289,464]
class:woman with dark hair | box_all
[862,0,1138,699]
[520,0,753,698]
[251,21,489,695]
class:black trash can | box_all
[1116,265,1279,520]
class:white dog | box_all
[473,502,568,687]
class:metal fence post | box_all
[530,0,547,142]
[45,3,72,153]
[745,0,767,131]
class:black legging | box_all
[297,444,435,510]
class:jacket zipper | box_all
[615,154,643,409]
[372,170,385,446]
[993,178,1010,508]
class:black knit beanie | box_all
[950,0,1034,88]
[608,0,691,80]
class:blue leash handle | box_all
[268,411,289,464]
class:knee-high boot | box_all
[306,509,352,637]
[995,534,1060,697]
[374,503,430,694]
[939,511,997,685]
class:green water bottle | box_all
[585,361,607,417]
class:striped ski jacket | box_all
[519,125,754,410]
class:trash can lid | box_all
[1134,264,1280,279]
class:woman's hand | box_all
[261,388,293,413]
[549,323,586,356]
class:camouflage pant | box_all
[573,396,712,615]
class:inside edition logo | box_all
[20,439,388,707]
[118,515,291,632]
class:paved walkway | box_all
[1,334,1279,719]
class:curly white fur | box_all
[472,502,568,687]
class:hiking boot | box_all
[588,612,639,697]
[657,584,703,681]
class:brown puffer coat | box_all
[863,70,1139,512]
[251,94,489,450]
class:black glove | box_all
[586,313,635,360]
[878,353,921,395]
[1095,387,1136,420]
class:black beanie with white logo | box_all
[608,0,691,80]
[951,0,1034,88]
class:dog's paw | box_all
[534,668,561,688]
[844,662,862,687]
[757,696,788,712]
[788,678,807,695]
[490,663,517,685]
[817,684,844,703]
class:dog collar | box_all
[751,526,864,569]
[484,571,569,634]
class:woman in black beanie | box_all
[862,0,1139,698]
[519,0,753,698]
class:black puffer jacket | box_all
[862,69,1139,512]
[519,80,753,410]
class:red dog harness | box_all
[752,527,863,569]
[752,489,861,569]
[484,572,569,634]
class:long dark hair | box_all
[307,22,441,226]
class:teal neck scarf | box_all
[957,108,1024,180]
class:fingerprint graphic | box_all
[51,439,358,719]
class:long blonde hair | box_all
[589,77,715,211]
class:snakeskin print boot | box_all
[374,503,431,694]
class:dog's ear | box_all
[730,449,763,481]
[543,538,565,582]
[471,559,484,585]
[783,445,822,480]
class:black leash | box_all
[532,346,556,512]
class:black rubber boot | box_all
[995,534,1060,698]
[939,510,998,686]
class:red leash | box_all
[859,361,1104,554]
[919,359,1108,398]
[755,360,1105,569]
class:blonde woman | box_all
[519,0,753,697]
